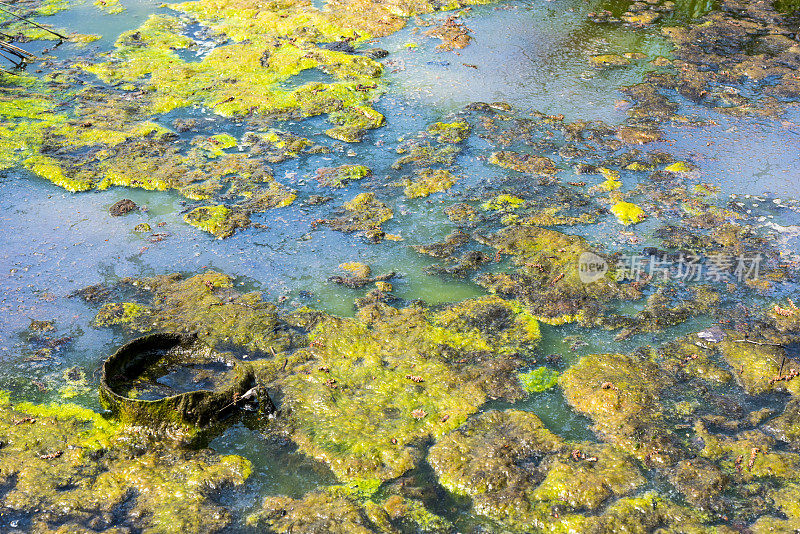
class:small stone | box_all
[363,48,389,59]
[134,223,152,232]
[109,199,138,216]
[697,327,725,343]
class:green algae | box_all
[315,164,372,188]
[90,271,305,354]
[431,295,541,355]
[184,204,247,239]
[327,105,386,143]
[86,9,385,134]
[717,333,800,396]
[610,200,646,225]
[475,225,640,324]
[519,366,559,393]
[93,301,151,328]
[481,193,524,211]
[279,309,486,482]
[24,155,94,192]
[277,295,544,483]
[392,141,461,170]
[0,83,295,239]
[94,0,126,14]
[0,393,251,533]
[589,54,631,68]
[559,352,677,462]
[403,169,459,198]
[428,410,647,531]
[426,120,471,143]
[247,488,452,533]
[322,192,394,234]
[444,202,479,223]
[489,150,557,176]
[412,229,469,258]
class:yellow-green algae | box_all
[518,366,558,392]
[93,301,151,327]
[278,297,542,482]
[322,192,394,233]
[610,200,647,225]
[481,193,524,211]
[92,271,305,353]
[247,487,453,533]
[403,168,459,198]
[184,204,247,239]
[426,120,471,143]
[84,7,386,137]
[0,0,495,234]
[488,150,557,176]
[475,225,641,324]
[315,164,372,187]
[0,392,251,533]
[428,410,656,531]
[0,82,295,238]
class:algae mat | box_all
[1,0,800,531]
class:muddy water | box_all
[2,0,800,530]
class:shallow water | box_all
[2,0,800,529]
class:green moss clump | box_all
[24,155,94,192]
[426,120,471,143]
[392,142,461,170]
[327,106,386,143]
[665,161,695,173]
[278,295,546,482]
[475,226,640,324]
[444,203,479,223]
[0,393,251,533]
[90,271,305,353]
[432,295,540,355]
[403,169,459,198]
[184,204,249,239]
[323,192,393,233]
[192,133,238,158]
[412,229,469,258]
[489,151,557,176]
[717,333,800,396]
[280,310,487,482]
[428,410,645,530]
[247,489,452,533]
[610,201,646,225]
[508,205,598,227]
[482,193,524,211]
[315,164,372,187]
[519,366,559,393]
[93,302,151,327]
[559,353,677,461]
[247,492,380,533]
[595,167,622,191]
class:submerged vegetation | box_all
[2,0,800,529]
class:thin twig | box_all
[733,339,784,347]
[0,39,34,58]
[0,1,68,40]
[0,48,21,66]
